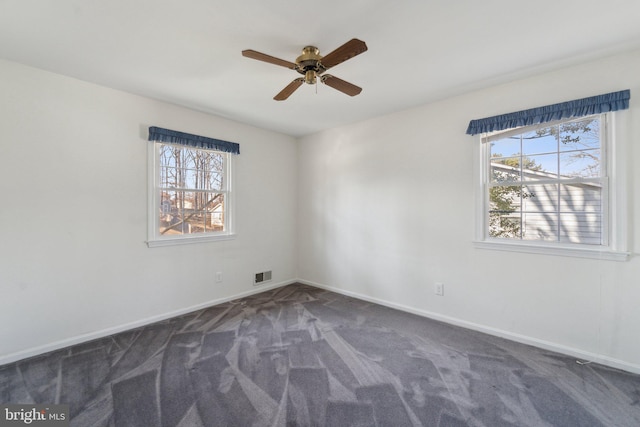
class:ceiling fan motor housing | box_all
[296,46,323,84]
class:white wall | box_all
[297,49,640,373]
[0,59,298,363]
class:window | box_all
[487,115,605,241]
[476,113,627,260]
[147,127,238,247]
[468,90,630,260]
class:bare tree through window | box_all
[157,143,227,235]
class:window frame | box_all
[146,141,235,247]
[474,112,629,261]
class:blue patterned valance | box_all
[148,126,240,154]
[466,89,630,135]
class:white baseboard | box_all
[297,279,640,375]
[0,279,293,366]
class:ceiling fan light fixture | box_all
[304,70,317,85]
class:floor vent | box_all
[254,270,272,285]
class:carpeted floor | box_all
[1,283,639,426]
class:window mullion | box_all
[601,115,609,246]
[556,124,561,242]
[519,134,524,239]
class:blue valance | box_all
[148,126,240,154]
[466,89,630,135]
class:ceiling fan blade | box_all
[320,38,368,70]
[321,75,362,97]
[242,49,297,69]
[274,78,304,101]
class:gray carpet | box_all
[1,283,639,426]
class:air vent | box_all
[254,270,272,285]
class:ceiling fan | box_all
[242,38,368,101]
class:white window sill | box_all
[474,240,630,261]
[147,233,236,248]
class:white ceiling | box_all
[2,0,640,137]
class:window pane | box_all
[489,185,521,211]
[205,193,225,231]
[490,158,520,183]
[559,149,600,178]
[183,148,197,171]
[522,213,558,241]
[522,127,557,155]
[559,118,600,151]
[522,153,557,180]
[559,212,602,245]
[159,145,180,188]
[159,190,188,235]
[182,191,202,234]
[183,151,224,191]
[204,152,225,190]
[160,191,170,214]
[559,183,602,214]
[184,206,210,234]
[183,167,197,189]
[521,183,558,213]
[159,144,178,168]
[208,170,224,191]
[490,137,520,158]
[489,211,521,239]
[160,166,172,188]
[187,210,207,234]
[489,185,521,238]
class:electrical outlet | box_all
[215,272,223,283]
[435,282,444,296]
